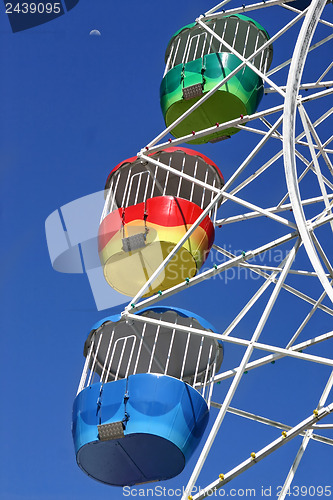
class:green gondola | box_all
[160,14,273,144]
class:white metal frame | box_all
[97,0,333,495]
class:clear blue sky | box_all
[1,1,332,499]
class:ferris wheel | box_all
[47,0,332,498]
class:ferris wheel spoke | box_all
[189,403,333,500]
[182,239,300,499]
[278,370,333,500]
[124,231,332,318]
[145,104,285,153]
[217,193,333,225]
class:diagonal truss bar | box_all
[316,62,333,84]
[191,402,333,500]
[212,244,333,315]
[196,17,287,98]
[216,194,333,225]
[267,33,333,77]
[123,231,298,313]
[214,331,333,383]
[124,190,223,311]
[204,0,296,20]
[278,370,333,499]
[218,251,291,337]
[211,404,333,447]
[222,191,297,229]
[286,287,329,347]
[144,105,284,154]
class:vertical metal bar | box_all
[164,43,174,76]
[133,323,147,375]
[115,338,128,381]
[87,334,103,387]
[143,171,150,203]
[202,345,213,400]
[180,331,191,381]
[164,327,177,376]
[183,33,192,64]
[124,337,137,379]
[209,178,217,219]
[105,338,121,382]
[110,173,121,212]
[190,159,199,203]
[172,37,181,69]
[253,30,260,67]
[134,173,143,206]
[207,355,217,410]
[121,167,132,208]
[207,22,216,55]
[101,178,113,222]
[148,325,161,373]
[126,174,135,208]
[176,154,186,197]
[232,19,239,49]
[263,49,269,74]
[77,339,95,395]
[193,336,204,387]
[150,165,158,198]
[200,169,209,209]
[185,37,194,64]
[100,328,115,383]
[259,35,265,72]
[243,24,250,58]
[193,35,201,61]
[219,20,227,52]
[163,155,172,196]
[201,32,208,58]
